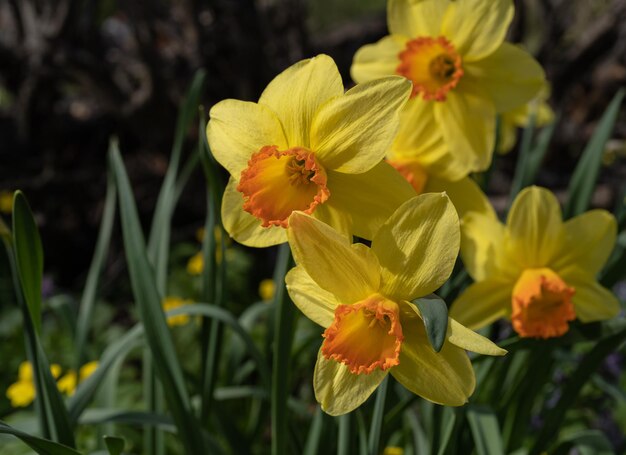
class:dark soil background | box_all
[1,0,625,289]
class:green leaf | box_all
[565,89,624,218]
[109,143,206,453]
[103,436,125,455]
[412,294,448,352]
[0,421,81,455]
[303,407,325,455]
[467,405,504,455]
[435,407,456,455]
[551,429,613,455]
[368,376,389,455]
[12,190,44,334]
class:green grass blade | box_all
[103,435,125,455]
[530,327,626,455]
[405,411,429,455]
[338,414,351,455]
[75,170,117,368]
[0,421,81,455]
[271,243,296,455]
[435,407,456,455]
[564,89,624,218]
[368,376,389,455]
[303,407,324,455]
[12,190,44,334]
[467,405,504,455]
[509,111,537,201]
[109,144,205,453]
[524,119,558,187]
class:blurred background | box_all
[1,0,626,287]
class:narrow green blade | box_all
[467,405,504,455]
[0,421,80,455]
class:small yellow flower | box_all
[352,0,546,181]
[0,190,13,214]
[207,54,415,247]
[451,186,620,338]
[187,252,204,275]
[259,279,275,301]
[79,361,99,381]
[6,362,62,407]
[286,194,505,415]
[57,371,77,396]
[162,297,193,326]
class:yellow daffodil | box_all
[498,93,555,154]
[6,361,62,407]
[207,54,415,247]
[163,296,193,326]
[57,361,100,396]
[451,186,620,339]
[351,0,546,180]
[286,194,505,415]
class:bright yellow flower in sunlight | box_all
[163,296,193,326]
[451,186,620,339]
[207,54,415,247]
[6,362,62,407]
[498,88,554,154]
[351,0,546,180]
[286,194,505,416]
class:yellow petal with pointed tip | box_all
[287,212,380,304]
[258,55,343,148]
[390,316,474,406]
[559,267,620,323]
[463,43,545,113]
[373,193,459,300]
[311,77,411,173]
[551,210,617,276]
[426,176,496,220]
[351,35,407,84]
[441,0,514,62]
[460,212,508,282]
[221,177,286,247]
[387,0,449,37]
[285,266,339,328]
[446,318,506,356]
[314,349,387,416]
[506,186,563,268]
[207,99,288,177]
[449,279,512,330]
[434,90,496,175]
[322,162,415,241]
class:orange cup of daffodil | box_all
[451,186,620,339]
[286,193,506,415]
[207,54,416,247]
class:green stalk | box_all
[271,243,295,455]
[368,376,389,455]
[338,414,351,455]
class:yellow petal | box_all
[322,162,415,240]
[463,43,545,113]
[206,99,287,177]
[311,77,411,173]
[390,316,474,406]
[435,90,496,175]
[221,177,286,247]
[373,193,459,300]
[441,0,514,62]
[351,35,407,84]
[387,0,449,37]
[506,186,563,268]
[391,96,442,159]
[425,175,496,220]
[449,279,512,330]
[314,349,387,416]
[446,318,507,356]
[287,212,380,304]
[285,266,339,328]
[259,55,344,148]
[459,212,509,282]
[551,210,617,276]
[559,268,620,323]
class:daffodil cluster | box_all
[205,0,620,415]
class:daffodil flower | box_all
[351,0,546,181]
[286,194,506,415]
[207,54,415,247]
[451,186,620,339]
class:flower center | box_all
[237,145,330,228]
[322,294,404,375]
[387,158,428,194]
[396,36,463,101]
[511,268,576,339]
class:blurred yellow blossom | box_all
[6,362,63,407]
[383,448,404,455]
[187,252,204,275]
[57,361,99,396]
[0,190,13,214]
[163,296,193,326]
[259,279,275,301]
